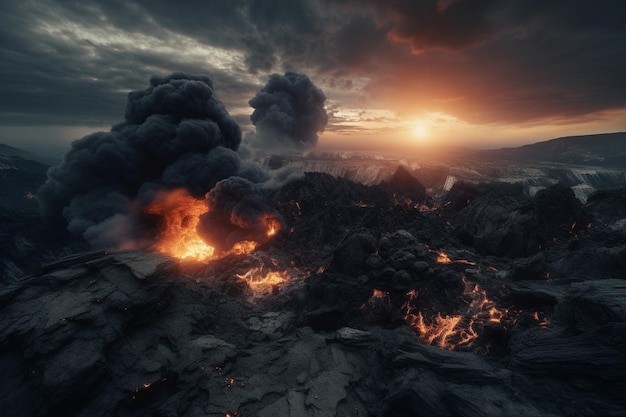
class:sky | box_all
[1,0,625,156]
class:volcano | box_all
[1,74,625,416]
[1,162,625,416]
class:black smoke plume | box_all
[197,177,280,252]
[38,73,254,249]
[249,71,328,149]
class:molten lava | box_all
[236,267,288,298]
[402,280,510,351]
[144,189,215,261]
[435,251,477,266]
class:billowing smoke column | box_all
[249,71,328,149]
[197,177,280,251]
[37,73,271,251]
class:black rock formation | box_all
[1,156,625,417]
[452,182,590,257]
[380,165,427,204]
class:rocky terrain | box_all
[1,162,625,416]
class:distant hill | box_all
[0,147,49,214]
[0,143,58,166]
[485,132,626,168]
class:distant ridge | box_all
[486,132,626,168]
[0,143,55,166]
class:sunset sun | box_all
[411,121,429,142]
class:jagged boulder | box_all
[330,232,377,276]
[586,187,626,233]
[443,180,481,211]
[453,183,590,257]
[380,165,427,204]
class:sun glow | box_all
[412,122,428,140]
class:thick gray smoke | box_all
[38,73,268,250]
[249,71,328,149]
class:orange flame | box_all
[264,215,280,237]
[236,267,288,298]
[402,279,509,350]
[435,251,477,266]
[533,311,550,327]
[436,252,452,264]
[372,289,389,299]
[144,189,215,261]
[230,240,258,255]
[143,190,279,261]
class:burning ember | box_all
[145,189,215,261]
[235,253,290,299]
[402,279,511,351]
[236,268,288,298]
[436,251,452,264]
[435,251,477,266]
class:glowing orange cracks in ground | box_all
[144,189,215,261]
[402,280,509,351]
[236,268,287,298]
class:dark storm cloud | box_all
[249,72,328,149]
[37,74,250,248]
[332,13,390,68]
[197,177,280,251]
[0,0,259,127]
[325,0,626,123]
[365,0,500,52]
[242,36,278,74]
[1,0,626,132]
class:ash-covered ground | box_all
[1,163,625,417]
[1,73,625,416]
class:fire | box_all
[143,190,280,261]
[372,289,389,299]
[230,241,258,255]
[411,311,477,349]
[533,311,550,327]
[236,267,288,298]
[436,252,452,264]
[144,189,215,261]
[402,280,510,351]
[265,215,280,237]
[435,251,477,266]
